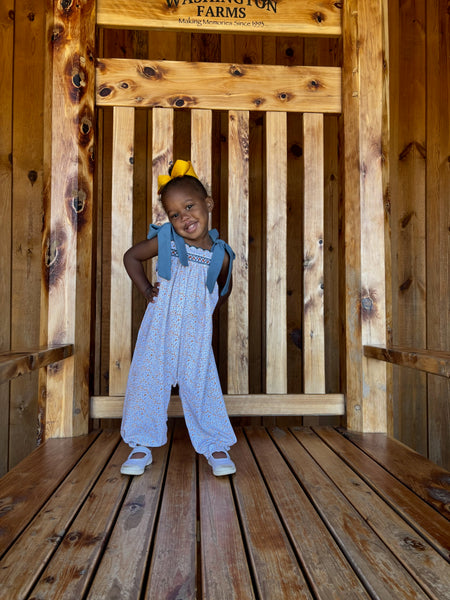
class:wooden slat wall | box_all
[265,112,288,394]
[109,107,135,394]
[227,111,249,395]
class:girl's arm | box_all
[123,237,160,302]
[215,251,232,311]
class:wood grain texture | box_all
[296,428,450,600]
[96,59,342,114]
[97,0,342,36]
[425,0,450,469]
[191,109,212,196]
[0,345,74,385]
[0,431,100,556]
[314,427,450,560]
[43,0,96,438]
[227,110,249,394]
[340,429,450,521]
[303,113,325,394]
[199,451,255,600]
[109,107,135,395]
[88,436,171,599]
[145,423,197,600]
[232,429,312,599]
[265,111,287,394]
[90,394,345,419]
[246,427,371,599]
[0,0,14,476]
[364,345,450,378]
[273,427,430,598]
[0,431,119,600]
[29,442,131,599]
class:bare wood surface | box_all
[29,442,131,599]
[364,345,450,378]
[97,0,342,37]
[0,431,120,600]
[232,429,313,598]
[303,113,325,394]
[272,427,429,598]
[296,428,450,600]
[340,429,450,520]
[0,430,100,557]
[199,447,255,600]
[228,110,250,394]
[109,107,135,394]
[96,59,342,114]
[87,435,171,599]
[43,0,96,438]
[0,345,74,385]
[191,109,212,196]
[266,111,287,394]
[90,393,345,419]
[246,427,370,599]
[314,427,450,559]
[145,423,197,600]
[0,0,14,477]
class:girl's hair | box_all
[159,175,208,202]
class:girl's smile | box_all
[162,187,213,250]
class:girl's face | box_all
[162,185,213,249]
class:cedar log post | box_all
[41,0,96,437]
[342,0,390,432]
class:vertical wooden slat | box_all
[228,111,249,395]
[109,107,135,395]
[343,0,387,432]
[303,113,325,394]
[426,0,450,469]
[266,112,287,394]
[0,1,14,475]
[390,0,427,452]
[42,0,96,437]
[191,109,212,227]
[151,108,173,282]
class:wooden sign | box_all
[97,0,342,37]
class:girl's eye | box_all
[170,213,179,220]
[186,203,193,210]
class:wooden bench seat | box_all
[0,424,449,599]
[0,344,74,385]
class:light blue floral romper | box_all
[121,223,237,458]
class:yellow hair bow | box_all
[157,159,198,194]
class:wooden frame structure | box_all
[0,0,432,442]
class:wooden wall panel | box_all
[426,0,450,469]
[10,0,45,465]
[0,0,14,476]
[389,0,428,455]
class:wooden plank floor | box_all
[0,424,449,600]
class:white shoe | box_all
[120,446,152,475]
[207,451,236,476]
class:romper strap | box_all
[208,229,235,296]
[147,222,188,281]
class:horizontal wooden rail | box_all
[91,394,345,419]
[0,345,74,385]
[96,59,342,114]
[364,345,450,378]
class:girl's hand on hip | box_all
[144,282,160,303]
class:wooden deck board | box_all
[0,426,449,600]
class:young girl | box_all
[120,160,237,477]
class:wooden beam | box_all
[0,345,74,385]
[228,111,249,395]
[96,0,342,37]
[42,0,96,437]
[109,107,135,395]
[303,113,325,394]
[96,59,342,114]
[266,111,287,394]
[90,394,345,419]
[364,346,450,379]
[342,0,388,432]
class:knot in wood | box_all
[361,297,373,312]
[313,11,325,24]
[253,98,265,107]
[98,86,112,97]
[308,80,321,91]
[28,170,38,184]
[230,65,244,77]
